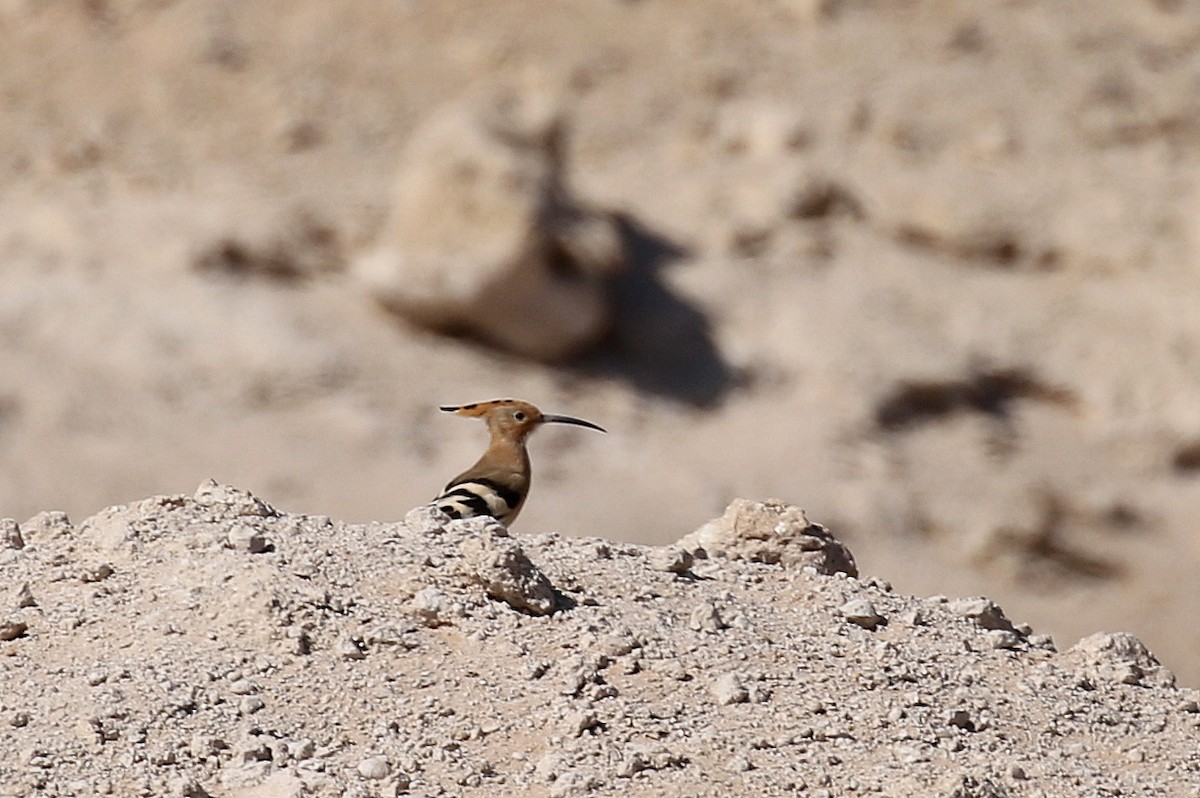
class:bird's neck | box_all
[484,433,531,476]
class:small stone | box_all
[194,481,277,517]
[459,523,558,616]
[689,601,725,633]
[948,597,1015,632]
[228,678,256,695]
[10,583,35,609]
[1180,699,1199,714]
[338,636,367,660]
[190,735,228,758]
[565,710,600,737]
[10,711,30,727]
[240,696,265,715]
[551,771,602,797]
[86,670,109,686]
[411,587,454,627]
[151,749,177,765]
[358,755,390,780]
[726,754,753,772]
[650,546,694,574]
[172,776,211,798]
[0,519,23,549]
[287,628,313,656]
[947,709,975,731]
[840,599,885,630]
[1009,765,1027,780]
[226,525,269,554]
[0,620,28,641]
[80,563,115,583]
[1028,634,1056,651]
[292,739,315,760]
[405,505,450,535]
[712,673,749,705]
[988,630,1022,650]
[240,740,272,763]
[22,510,72,540]
[535,752,567,783]
[1068,631,1172,687]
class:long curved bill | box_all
[542,414,606,433]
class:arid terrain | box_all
[2,2,1200,792]
[3,487,1198,797]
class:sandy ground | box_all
[1,0,1199,695]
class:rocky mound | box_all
[2,485,1197,798]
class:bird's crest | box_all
[439,399,520,418]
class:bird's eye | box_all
[513,411,527,421]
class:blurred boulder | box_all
[353,95,623,362]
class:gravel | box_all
[0,483,1197,797]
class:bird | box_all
[431,398,605,526]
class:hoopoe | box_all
[432,399,605,526]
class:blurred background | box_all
[2,0,1199,683]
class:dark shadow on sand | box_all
[573,213,735,408]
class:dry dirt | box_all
[2,485,1198,797]
[2,0,1200,790]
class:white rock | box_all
[712,672,749,705]
[352,95,623,362]
[0,519,23,549]
[840,599,885,631]
[357,755,390,780]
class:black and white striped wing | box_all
[433,479,523,525]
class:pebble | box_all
[358,755,391,780]
[172,776,211,798]
[726,754,753,772]
[0,620,28,641]
[1028,634,1056,650]
[712,673,749,705]
[649,546,694,574]
[292,738,316,760]
[227,525,269,554]
[240,696,266,715]
[22,510,72,540]
[564,710,600,737]
[1,518,23,549]
[240,741,272,764]
[948,597,1013,631]
[190,735,227,758]
[988,630,1022,650]
[411,587,453,627]
[338,635,367,660]
[535,752,567,783]
[80,563,115,583]
[12,583,36,608]
[228,678,256,695]
[689,601,725,633]
[840,599,885,630]
[946,709,975,731]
